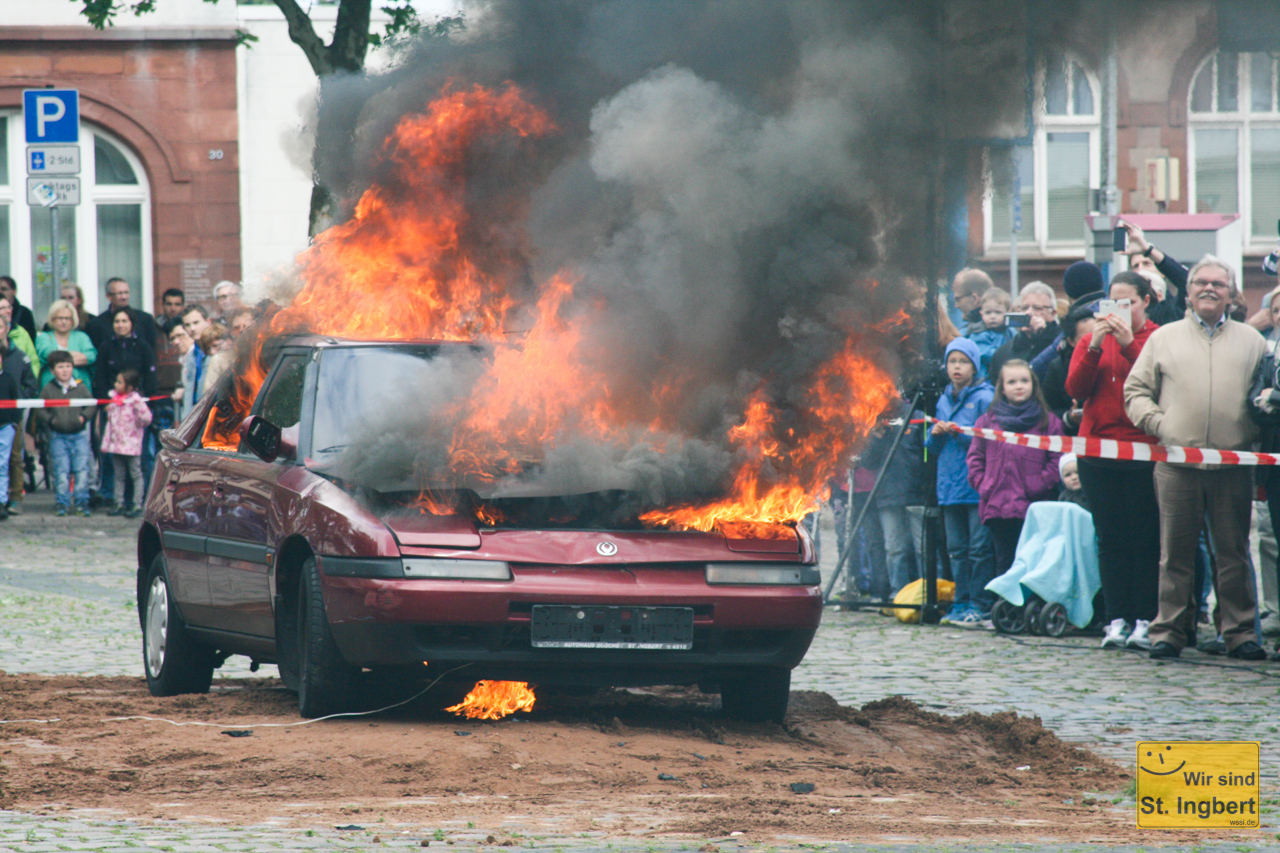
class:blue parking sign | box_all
[24,90,79,144]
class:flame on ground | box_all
[447,680,536,720]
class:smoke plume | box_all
[250,1,1053,521]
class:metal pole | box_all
[50,205,61,294]
[1010,169,1019,297]
[823,388,923,604]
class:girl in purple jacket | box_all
[967,360,1064,591]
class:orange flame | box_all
[638,343,898,531]
[199,82,555,450]
[447,680,536,720]
[205,81,903,535]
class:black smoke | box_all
[292,1,1057,512]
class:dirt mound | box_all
[0,671,1216,843]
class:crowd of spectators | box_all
[0,278,254,519]
[839,227,1280,662]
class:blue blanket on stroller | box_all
[985,501,1101,628]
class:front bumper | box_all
[318,556,822,685]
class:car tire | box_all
[720,667,790,724]
[296,556,358,718]
[142,553,216,696]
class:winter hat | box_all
[943,337,984,378]
[1063,261,1104,300]
[1058,453,1078,478]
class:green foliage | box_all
[80,0,158,29]
[369,6,464,49]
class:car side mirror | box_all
[240,416,281,463]
[159,428,187,453]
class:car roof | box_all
[274,335,484,350]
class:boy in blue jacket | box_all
[928,337,997,624]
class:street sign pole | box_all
[50,205,60,293]
[23,89,79,305]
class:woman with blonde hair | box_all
[35,299,96,388]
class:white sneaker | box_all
[1126,619,1152,650]
[1101,618,1130,648]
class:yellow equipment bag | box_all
[883,578,955,623]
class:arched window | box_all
[1188,51,1280,245]
[0,115,153,323]
[986,52,1101,254]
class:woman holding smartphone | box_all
[1065,271,1162,651]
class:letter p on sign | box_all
[23,90,79,144]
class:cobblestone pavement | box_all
[3,497,1280,851]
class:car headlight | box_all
[402,558,512,580]
[705,563,820,585]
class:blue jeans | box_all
[0,423,14,506]
[50,429,92,509]
[942,503,996,611]
[879,505,923,594]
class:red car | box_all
[138,338,822,722]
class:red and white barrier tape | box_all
[0,394,173,410]
[920,417,1280,467]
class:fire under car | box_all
[137,337,823,722]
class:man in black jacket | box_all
[0,276,36,341]
[88,277,156,351]
[1121,221,1188,326]
[1042,305,1096,435]
[0,314,36,519]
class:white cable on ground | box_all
[0,718,61,724]
[101,662,476,729]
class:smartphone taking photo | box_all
[1004,312,1031,329]
[1096,298,1132,330]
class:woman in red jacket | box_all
[1065,270,1161,651]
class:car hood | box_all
[379,513,802,560]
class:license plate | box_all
[530,605,694,649]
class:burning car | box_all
[137,337,823,723]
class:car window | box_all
[198,382,240,453]
[258,355,308,430]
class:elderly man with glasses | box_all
[986,281,1061,381]
[1125,255,1268,661]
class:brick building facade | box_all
[968,1,1280,304]
[0,25,240,320]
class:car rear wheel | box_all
[296,556,358,718]
[142,553,216,696]
[719,667,790,724]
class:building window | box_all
[0,116,152,323]
[1189,51,1280,246]
[986,53,1100,255]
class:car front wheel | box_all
[719,667,791,724]
[142,553,216,696]
[296,556,358,718]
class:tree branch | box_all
[272,0,333,76]
[328,0,373,74]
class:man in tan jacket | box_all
[1124,255,1268,660]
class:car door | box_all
[203,352,311,637]
[156,449,216,627]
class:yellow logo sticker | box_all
[1136,741,1260,828]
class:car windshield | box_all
[306,343,703,531]
[312,343,486,458]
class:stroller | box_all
[986,501,1102,638]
